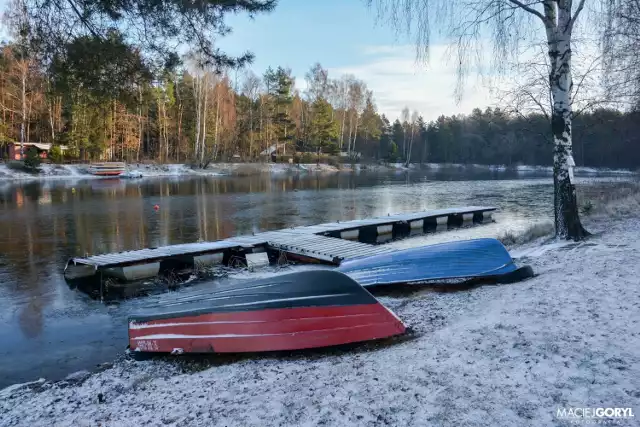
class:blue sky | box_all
[218,0,396,76]
[0,0,496,120]
[218,0,494,121]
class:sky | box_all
[217,0,495,121]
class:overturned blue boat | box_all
[338,238,533,286]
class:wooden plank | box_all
[67,206,497,272]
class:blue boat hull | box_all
[338,238,526,287]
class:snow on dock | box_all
[64,206,496,283]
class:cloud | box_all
[329,44,498,121]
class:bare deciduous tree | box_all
[367,0,599,240]
[242,71,261,158]
[603,0,640,107]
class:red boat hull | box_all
[129,303,405,353]
[92,171,123,176]
[128,270,405,354]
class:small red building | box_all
[7,143,67,161]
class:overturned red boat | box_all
[128,270,405,354]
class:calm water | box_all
[0,169,634,387]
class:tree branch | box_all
[507,0,546,23]
[524,89,551,121]
[64,0,102,39]
[569,0,587,31]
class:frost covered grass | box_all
[2,216,639,426]
[579,182,640,219]
[498,221,554,247]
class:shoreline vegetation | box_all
[1,187,639,426]
[0,161,636,181]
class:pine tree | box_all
[359,93,381,159]
[391,119,404,162]
[378,114,392,161]
[309,98,339,160]
[271,67,295,155]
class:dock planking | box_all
[64,206,496,288]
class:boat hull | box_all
[338,238,528,286]
[129,270,405,354]
[91,171,123,176]
[88,162,126,176]
[130,304,404,353]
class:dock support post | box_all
[392,222,410,240]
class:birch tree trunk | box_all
[259,96,264,158]
[20,63,26,156]
[406,122,415,168]
[48,80,55,142]
[193,76,202,164]
[201,75,209,166]
[347,112,353,153]
[137,86,143,161]
[339,108,347,150]
[352,114,359,153]
[212,82,221,163]
[545,0,588,239]
[177,105,183,163]
[112,100,116,160]
[249,100,254,159]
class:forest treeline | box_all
[1,43,639,169]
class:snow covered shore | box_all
[1,215,639,426]
[0,162,344,181]
[0,161,635,181]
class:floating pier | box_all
[64,206,496,290]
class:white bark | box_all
[20,64,26,154]
[352,113,359,153]
[201,74,209,165]
[346,112,353,153]
[540,0,586,238]
[339,107,347,149]
[406,114,417,167]
[192,76,202,163]
[137,86,143,161]
[48,92,55,142]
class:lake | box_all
[0,168,634,388]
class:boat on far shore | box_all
[88,162,126,177]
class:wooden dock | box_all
[64,206,495,286]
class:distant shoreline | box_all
[0,161,635,181]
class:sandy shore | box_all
[1,211,638,426]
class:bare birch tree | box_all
[406,110,420,166]
[335,75,353,150]
[367,0,595,240]
[603,0,640,106]
[242,71,261,158]
[347,79,366,154]
[401,107,410,159]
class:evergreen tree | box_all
[359,93,382,159]
[309,99,339,159]
[271,67,295,154]
[391,119,404,162]
[378,114,392,161]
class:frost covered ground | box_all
[1,216,639,426]
[0,161,635,181]
[0,162,343,180]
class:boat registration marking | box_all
[136,340,160,352]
